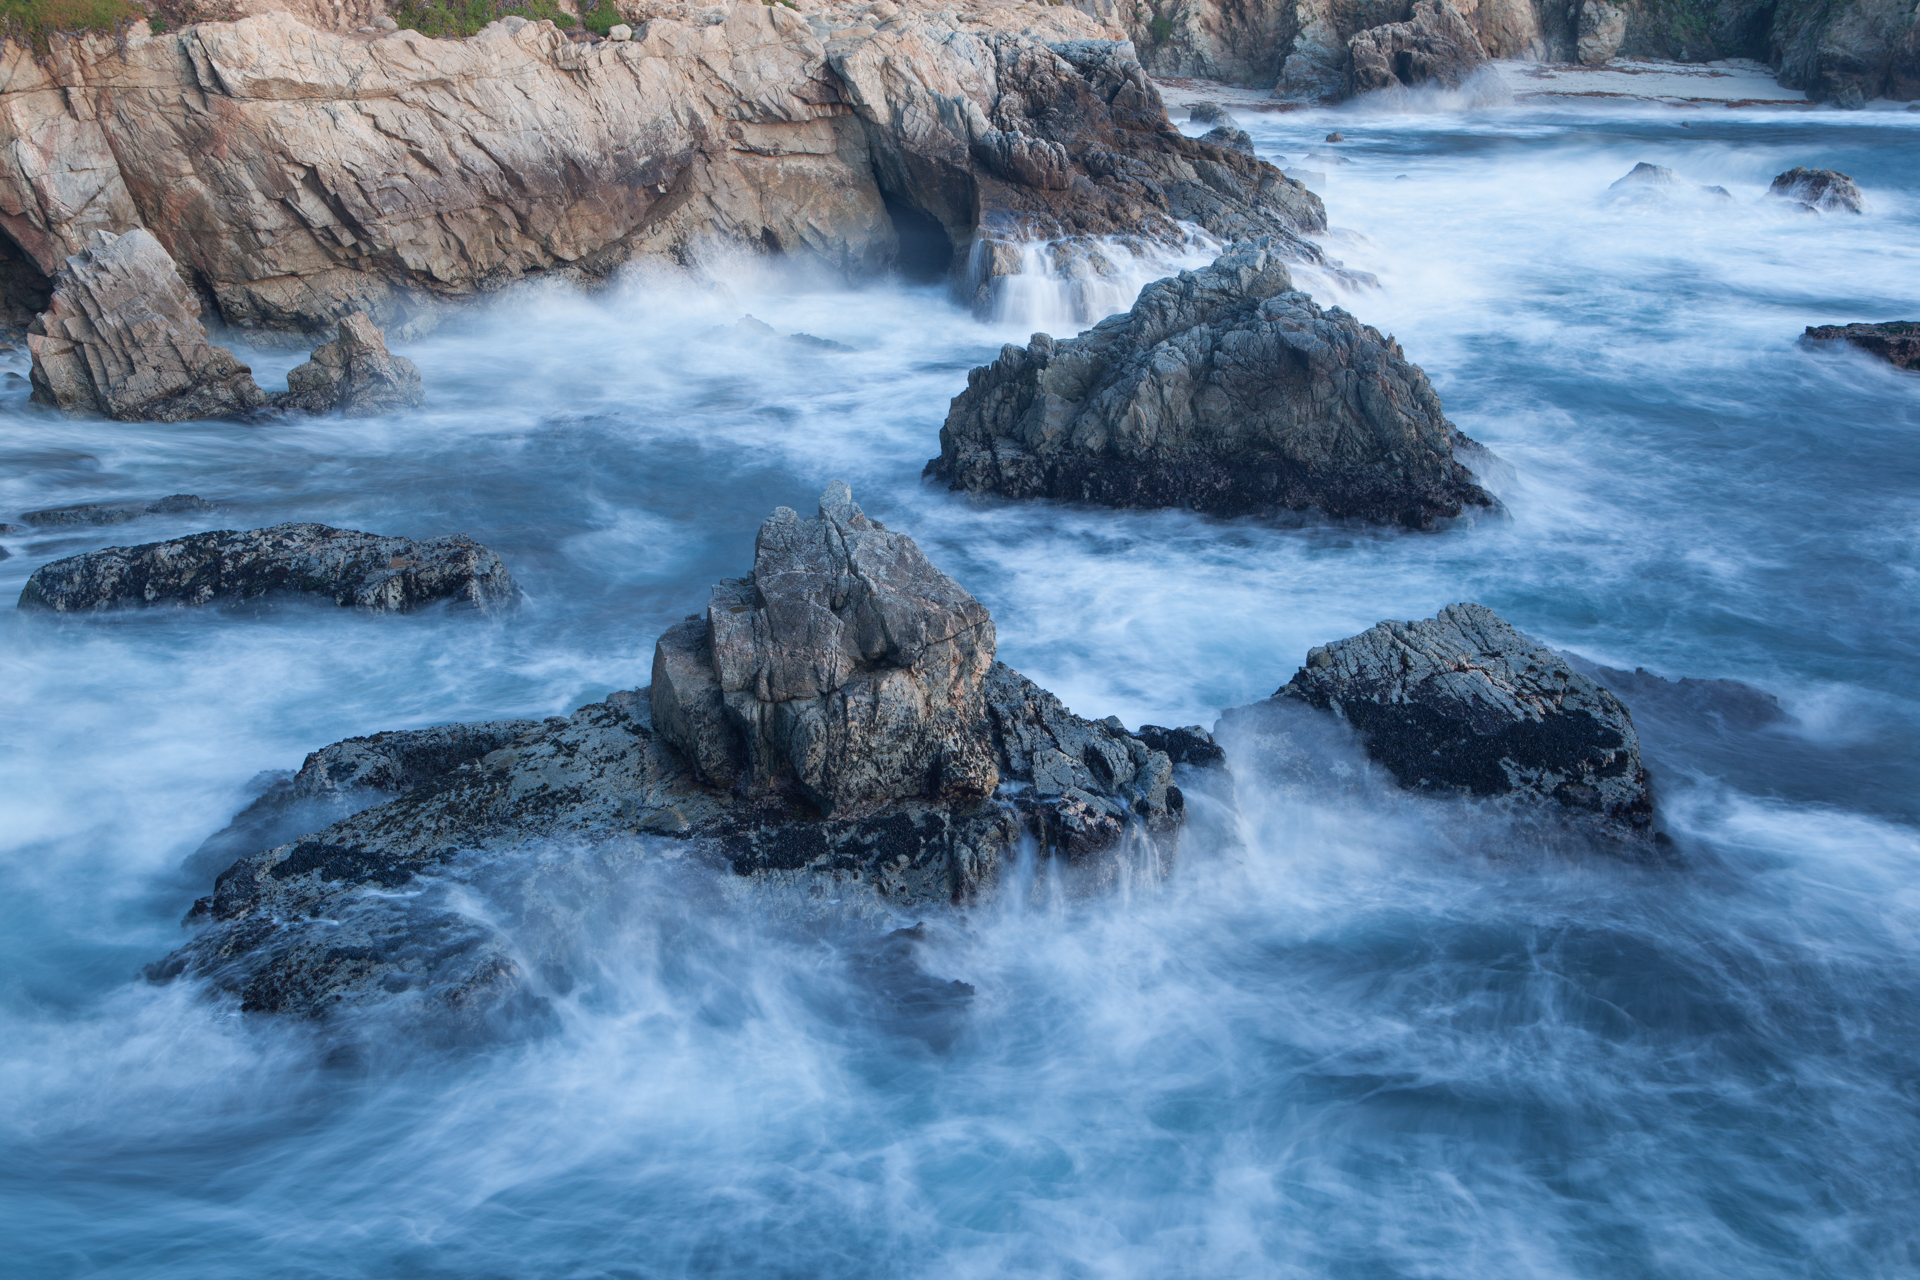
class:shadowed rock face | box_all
[151,485,1186,1021]
[1348,1,1491,96]
[1803,321,1920,370]
[17,523,519,614]
[282,312,425,415]
[27,229,266,421]
[1276,602,1654,839]
[930,240,1498,529]
[1768,168,1866,214]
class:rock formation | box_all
[1347,1,1493,98]
[20,494,216,527]
[1606,162,1735,204]
[26,229,267,422]
[150,484,1186,1020]
[280,312,426,414]
[930,240,1498,529]
[17,523,518,614]
[1802,321,1920,370]
[1768,168,1866,214]
[1274,602,1654,839]
[0,6,1323,341]
[1576,0,1627,63]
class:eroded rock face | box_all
[0,9,1319,337]
[1276,602,1654,838]
[17,522,518,614]
[1768,168,1866,214]
[1803,320,1920,370]
[650,481,1001,816]
[1347,1,1492,97]
[152,485,1185,1020]
[281,312,425,414]
[1576,0,1627,63]
[26,229,266,421]
[930,240,1498,529]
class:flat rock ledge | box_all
[1803,321,1919,370]
[18,522,517,614]
[1274,602,1654,840]
[153,485,1185,1020]
[929,240,1499,529]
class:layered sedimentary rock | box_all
[152,484,1185,1019]
[1768,168,1866,214]
[26,229,266,421]
[1802,321,1920,370]
[1275,602,1654,838]
[930,240,1497,528]
[17,522,518,613]
[1347,1,1492,97]
[0,5,1321,339]
[281,312,425,414]
[1127,0,1915,105]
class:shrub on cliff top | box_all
[0,0,145,44]
[388,0,570,38]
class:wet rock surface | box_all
[18,522,519,614]
[930,240,1498,529]
[1274,603,1654,839]
[27,229,267,422]
[20,494,216,527]
[279,313,424,415]
[1607,162,1735,204]
[153,485,1182,1020]
[1348,1,1493,97]
[1802,320,1920,369]
[1769,168,1866,214]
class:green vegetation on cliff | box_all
[0,0,143,43]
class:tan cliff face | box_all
[0,0,1317,336]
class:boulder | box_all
[20,494,216,528]
[1347,1,1492,97]
[279,313,424,415]
[1576,0,1627,65]
[17,522,518,614]
[929,240,1499,530]
[1187,101,1237,125]
[1767,168,1866,214]
[1201,125,1257,156]
[26,229,267,422]
[1802,321,1920,370]
[151,484,1183,1020]
[1606,162,1735,205]
[1275,603,1654,839]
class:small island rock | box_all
[280,313,424,416]
[1802,321,1919,370]
[1768,168,1865,215]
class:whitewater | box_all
[2,98,1917,1277]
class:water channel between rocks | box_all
[1,100,1917,1278]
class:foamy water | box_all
[2,101,1917,1278]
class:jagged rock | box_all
[1802,321,1920,370]
[1202,125,1257,156]
[1135,724,1227,767]
[929,240,1498,529]
[1607,162,1735,204]
[21,494,215,527]
[26,229,267,422]
[1768,168,1866,214]
[1348,2,1492,97]
[151,484,1182,1020]
[1576,0,1627,64]
[1188,101,1237,125]
[17,522,518,614]
[278,312,424,415]
[0,9,1321,337]
[1275,602,1654,839]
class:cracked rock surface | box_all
[281,312,425,415]
[18,523,519,614]
[153,485,1182,1020]
[931,240,1498,529]
[1275,602,1653,838]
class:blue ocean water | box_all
[0,96,1916,1278]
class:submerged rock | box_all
[1768,168,1866,214]
[1274,603,1653,839]
[1348,1,1492,97]
[930,240,1498,529]
[1802,321,1920,370]
[279,313,424,415]
[153,485,1182,1020]
[20,494,216,528]
[1607,162,1735,204]
[17,522,518,614]
[27,229,267,422]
